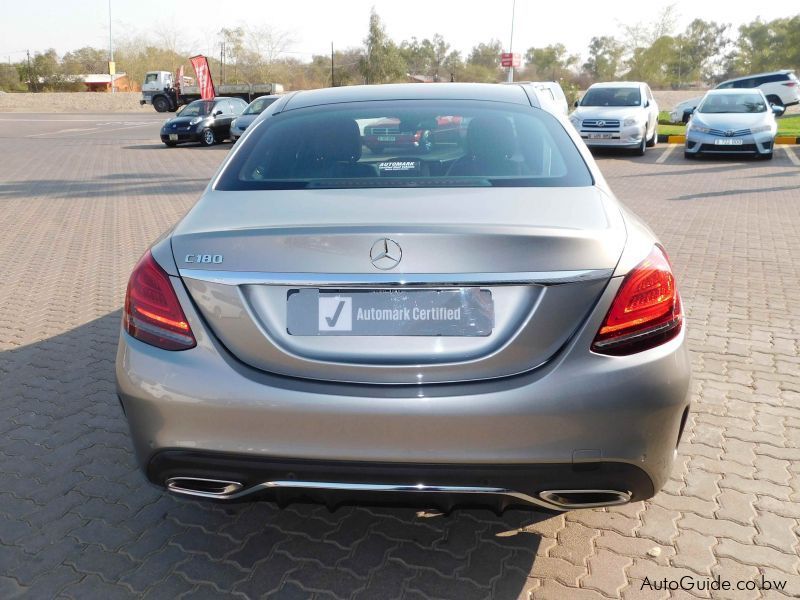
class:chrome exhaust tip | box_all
[165,477,244,499]
[539,489,631,509]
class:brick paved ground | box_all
[0,115,798,599]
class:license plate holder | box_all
[714,138,743,145]
[587,133,614,139]
[168,134,178,141]
[287,288,494,337]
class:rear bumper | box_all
[116,276,692,509]
[148,451,654,511]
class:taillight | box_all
[592,245,682,356]
[124,251,196,351]
[783,81,797,87]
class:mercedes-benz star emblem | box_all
[370,238,402,270]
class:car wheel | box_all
[419,131,433,154]
[164,141,177,147]
[766,95,782,107]
[646,127,657,147]
[153,96,170,113]
[634,135,646,156]
[200,128,216,146]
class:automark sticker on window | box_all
[378,161,418,172]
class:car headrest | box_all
[313,118,363,163]
[467,116,517,160]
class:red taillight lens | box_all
[591,245,682,356]
[783,81,797,87]
[124,251,196,351]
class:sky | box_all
[1,0,797,65]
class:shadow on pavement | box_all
[0,175,209,200]
[0,312,549,598]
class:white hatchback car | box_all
[570,82,659,155]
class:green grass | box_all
[657,113,800,137]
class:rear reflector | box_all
[124,251,196,351]
[591,245,682,355]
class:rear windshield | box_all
[698,93,767,113]
[580,87,641,107]
[215,100,592,190]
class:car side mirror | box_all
[213,110,223,117]
[771,104,785,116]
[573,99,579,108]
[683,108,695,117]
[644,100,650,108]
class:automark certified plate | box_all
[169,134,178,141]
[287,288,494,336]
[587,133,614,139]
[714,138,743,145]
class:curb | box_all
[657,133,799,145]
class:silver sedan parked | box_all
[116,83,690,512]
[230,94,281,141]
[684,89,782,160]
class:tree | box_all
[218,27,246,83]
[468,40,502,70]
[0,64,23,92]
[669,19,729,85]
[359,9,406,84]
[524,44,578,80]
[243,25,295,82]
[582,36,624,81]
[62,47,108,75]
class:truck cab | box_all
[141,71,177,112]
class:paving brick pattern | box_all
[0,118,798,599]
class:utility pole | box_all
[330,42,335,87]
[108,0,115,92]
[507,0,516,83]
[220,42,225,84]
[26,50,34,92]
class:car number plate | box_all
[168,134,178,141]
[377,136,396,142]
[287,288,494,337]
[587,133,614,139]
[714,138,743,145]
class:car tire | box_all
[164,141,177,147]
[200,128,216,146]
[646,127,657,148]
[766,95,782,107]
[153,96,171,113]
[634,135,646,156]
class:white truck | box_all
[140,70,284,112]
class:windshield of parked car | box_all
[698,93,767,114]
[215,100,593,190]
[580,87,641,107]
[243,97,278,115]
[178,101,214,117]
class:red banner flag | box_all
[189,55,216,100]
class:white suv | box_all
[569,82,659,155]
[670,70,800,123]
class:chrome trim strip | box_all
[179,268,613,287]
[164,478,565,510]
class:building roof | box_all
[82,73,127,84]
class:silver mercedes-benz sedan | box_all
[117,83,690,512]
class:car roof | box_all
[704,88,765,95]
[280,83,531,112]
[720,70,794,84]
[588,81,643,89]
